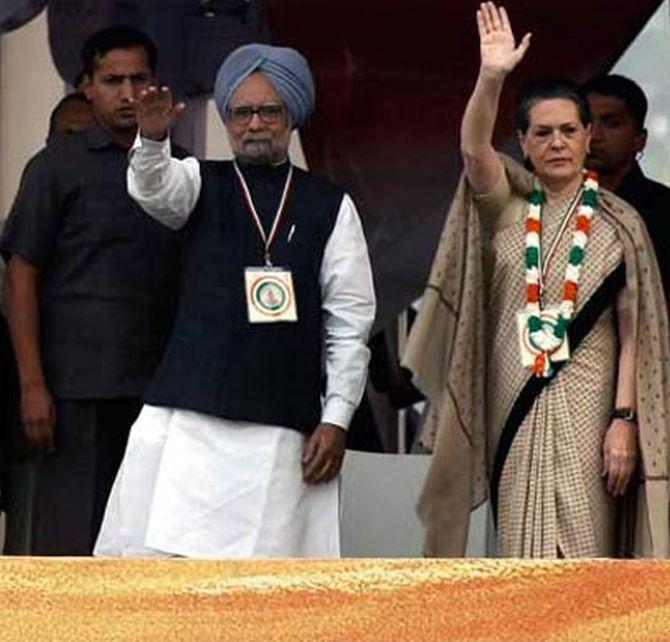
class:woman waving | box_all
[405,2,670,558]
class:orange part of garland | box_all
[526,218,541,234]
[576,215,590,234]
[563,280,578,301]
[527,283,540,303]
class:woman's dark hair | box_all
[515,79,591,134]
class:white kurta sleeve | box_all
[127,133,202,230]
[320,193,376,430]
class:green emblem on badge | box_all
[254,279,288,314]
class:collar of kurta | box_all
[236,158,291,180]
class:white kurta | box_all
[94,136,375,558]
[95,406,340,557]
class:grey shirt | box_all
[0,124,183,399]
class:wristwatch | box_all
[612,407,637,423]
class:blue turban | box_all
[214,44,315,129]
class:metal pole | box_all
[397,310,408,454]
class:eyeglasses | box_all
[227,103,285,126]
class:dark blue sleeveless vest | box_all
[144,161,343,434]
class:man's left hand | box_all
[302,423,346,484]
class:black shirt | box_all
[0,124,183,399]
[617,163,670,296]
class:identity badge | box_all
[244,267,298,323]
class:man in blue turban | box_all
[94,44,376,558]
[214,43,315,129]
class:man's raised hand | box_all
[477,2,531,78]
[133,86,186,141]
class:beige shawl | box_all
[403,155,670,557]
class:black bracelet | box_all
[611,407,637,423]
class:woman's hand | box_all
[602,419,638,496]
[477,2,531,78]
[460,2,529,193]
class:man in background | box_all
[2,89,96,554]
[47,92,95,140]
[0,25,182,554]
[583,74,670,294]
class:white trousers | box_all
[94,405,340,558]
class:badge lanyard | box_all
[538,188,582,296]
[233,161,294,267]
[234,162,298,323]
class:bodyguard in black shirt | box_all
[583,74,670,298]
[0,26,181,554]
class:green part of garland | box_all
[569,246,584,265]
[526,246,539,268]
[583,189,598,207]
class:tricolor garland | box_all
[525,170,599,377]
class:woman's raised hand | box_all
[477,2,531,77]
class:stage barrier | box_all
[0,558,669,641]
